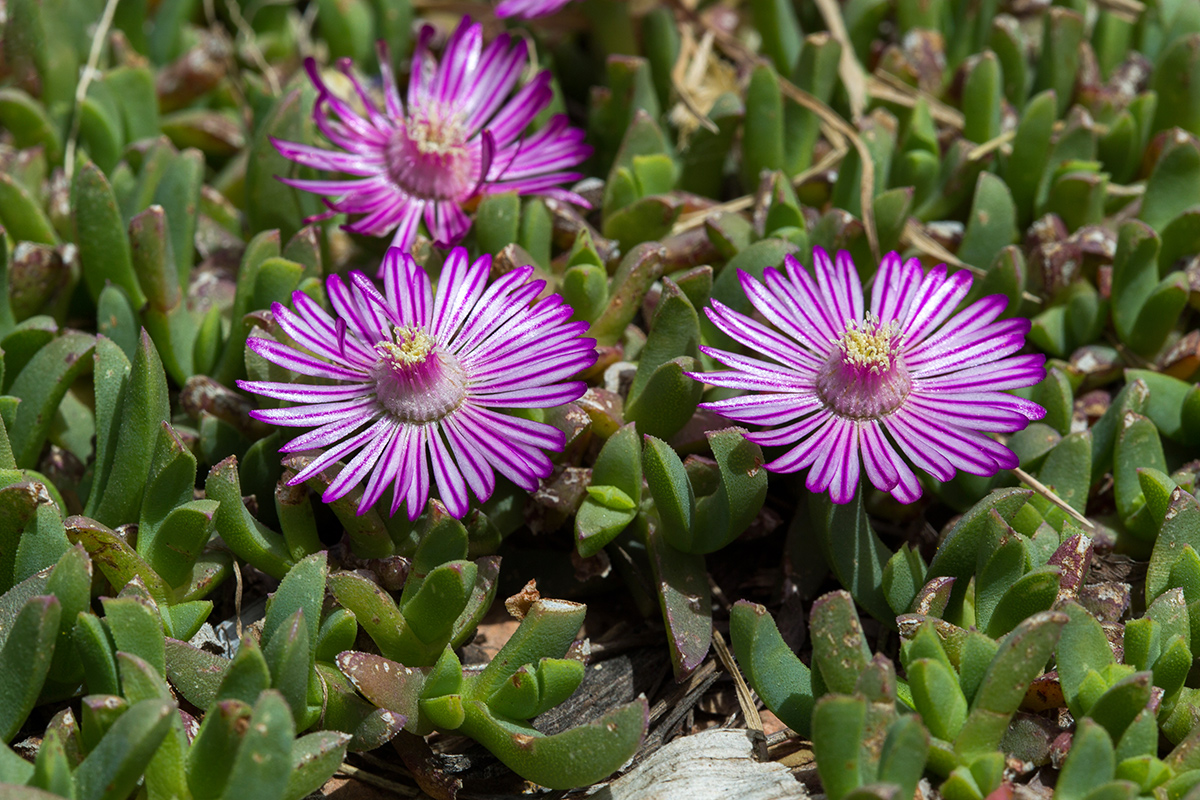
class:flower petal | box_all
[869,252,923,325]
[323,419,397,503]
[428,427,470,518]
[246,337,367,381]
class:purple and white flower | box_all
[238,246,598,519]
[689,248,1046,505]
[272,19,590,267]
[495,0,578,19]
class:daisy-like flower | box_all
[272,19,590,267]
[495,0,578,19]
[237,246,598,519]
[688,248,1047,505]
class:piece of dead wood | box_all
[536,649,667,737]
[588,729,809,800]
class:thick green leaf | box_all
[263,551,325,660]
[1113,412,1166,540]
[8,332,95,468]
[64,516,171,604]
[214,230,281,386]
[1091,378,1149,484]
[626,278,700,430]
[1057,720,1116,800]
[1058,601,1116,716]
[1149,489,1200,603]
[588,243,666,347]
[74,613,120,696]
[28,726,73,796]
[86,330,169,527]
[812,694,867,800]
[985,567,1060,637]
[399,561,476,655]
[116,651,190,800]
[1006,90,1057,225]
[206,456,294,579]
[263,609,315,729]
[72,163,145,308]
[285,730,353,800]
[0,594,59,741]
[641,511,711,679]
[219,691,295,800]
[576,423,642,557]
[909,658,967,741]
[457,697,647,790]
[729,600,814,736]
[468,599,585,702]
[643,435,695,552]
[0,89,62,164]
[102,593,165,678]
[187,699,251,800]
[1087,671,1152,743]
[245,86,319,241]
[812,493,895,624]
[327,571,415,664]
[1141,138,1200,232]
[741,65,784,190]
[957,172,1017,271]
[74,698,175,800]
[0,173,56,245]
[954,611,1066,759]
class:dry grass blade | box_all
[1094,0,1145,23]
[1012,466,1098,534]
[812,0,867,123]
[871,71,965,129]
[668,0,880,263]
[670,146,845,234]
[647,659,718,724]
[902,222,986,276]
[711,629,766,761]
[232,558,244,640]
[773,81,879,263]
[64,0,122,180]
[1107,182,1146,198]
[902,221,1044,306]
[967,130,1016,162]
[771,89,877,265]
[225,0,281,95]
[336,763,420,796]
[670,26,722,135]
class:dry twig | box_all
[1012,466,1098,534]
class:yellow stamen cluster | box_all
[837,313,900,373]
[376,326,434,369]
[407,110,469,158]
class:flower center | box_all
[384,109,477,202]
[815,314,912,420]
[372,326,467,423]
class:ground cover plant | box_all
[1,0,1200,796]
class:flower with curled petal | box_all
[272,18,590,267]
[238,246,598,519]
[687,248,1047,505]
